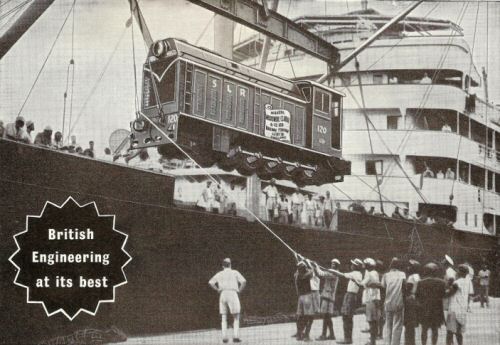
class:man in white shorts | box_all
[209,258,247,343]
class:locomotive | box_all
[130,38,350,185]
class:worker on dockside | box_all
[293,260,315,341]
[314,258,341,341]
[209,258,246,344]
[327,258,364,344]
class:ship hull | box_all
[0,140,497,344]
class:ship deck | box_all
[123,298,499,345]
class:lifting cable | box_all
[129,6,139,114]
[480,1,490,235]
[0,0,32,32]
[194,14,215,46]
[17,0,76,117]
[0,0,31,21]
[66,26,129,142]
[62,0,77,141]
[450,1,480,203]
[354,57,385,214]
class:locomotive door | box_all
[311,88,332,152]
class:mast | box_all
[0,0,56,60]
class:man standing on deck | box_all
[3,116,28,143]
[323,191,335,228]
[209,258,246,344]
[478,264,491,308]
[262,178,279,221]
[291,187,304,225]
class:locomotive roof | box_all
[164,38,304,97]
[295,80,345,97]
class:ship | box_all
[0,1,498,344]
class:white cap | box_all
[350,258,363,267]
[445,255,454,266]
[363,258,376,266]
[331,259,340,265]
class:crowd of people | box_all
[422,166,456,180]
[292,255,491,345]
[1,116,96,157]
[262,179,341,229]
[196,180,238,216]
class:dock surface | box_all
[123,298,499,345]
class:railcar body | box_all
[131,38,350,185]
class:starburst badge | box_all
[9,197,132,320]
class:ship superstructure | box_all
[236,7,500,236]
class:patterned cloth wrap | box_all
[38,327,127,345]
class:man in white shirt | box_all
[209,258,246,343]
[445,265,470,345]
[290,187,304,225]
[361,258,381,345]
[443,255,456,316]
[381,257,406,345]
[262,179,279,221]
[329,258,364,344]
[323,191,335,228]
[304,194,316,226]
[3,116,28,143]
[198,181,215,212]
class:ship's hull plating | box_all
[0,140,497,344]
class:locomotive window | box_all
[237,86,249,128]
[294,105,305,146]
[206,76,222,121]
[301,87,311,102]
[314,90,330,114]
[143,59,177,107]
[193,70,207,117]
[331,96,341,150]
[222,81,236,124]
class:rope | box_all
[195,14,215,46]
[17,0,76,116]
[450,1,480,200]
[129,9,139,113]
[0,0,16,9]
[0,0,31,21]
[354,57,385,213]
[66,26,129,142]
[0,0,32,33]
[62,0,77,140]
[480,1,489,234]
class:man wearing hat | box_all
[442,255,456,318]
[314,259,341,341]
[416,262,446,345]
[34,125,53,147]
[3,116,28,142]
[262,178,279,221]
[209,258,246,343]
[404,260,421,345]
[294,260,315,341]
[445,265,470,345]
[361,258,381,345]
[381,257,406,345]
[24,120,35,144]
[327,258,364,344]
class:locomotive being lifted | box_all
[130,38,350,185]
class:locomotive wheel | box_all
[236,154,262,176]
[217,148,241,172]
[256,160,283,180]
[292,168,315,186]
